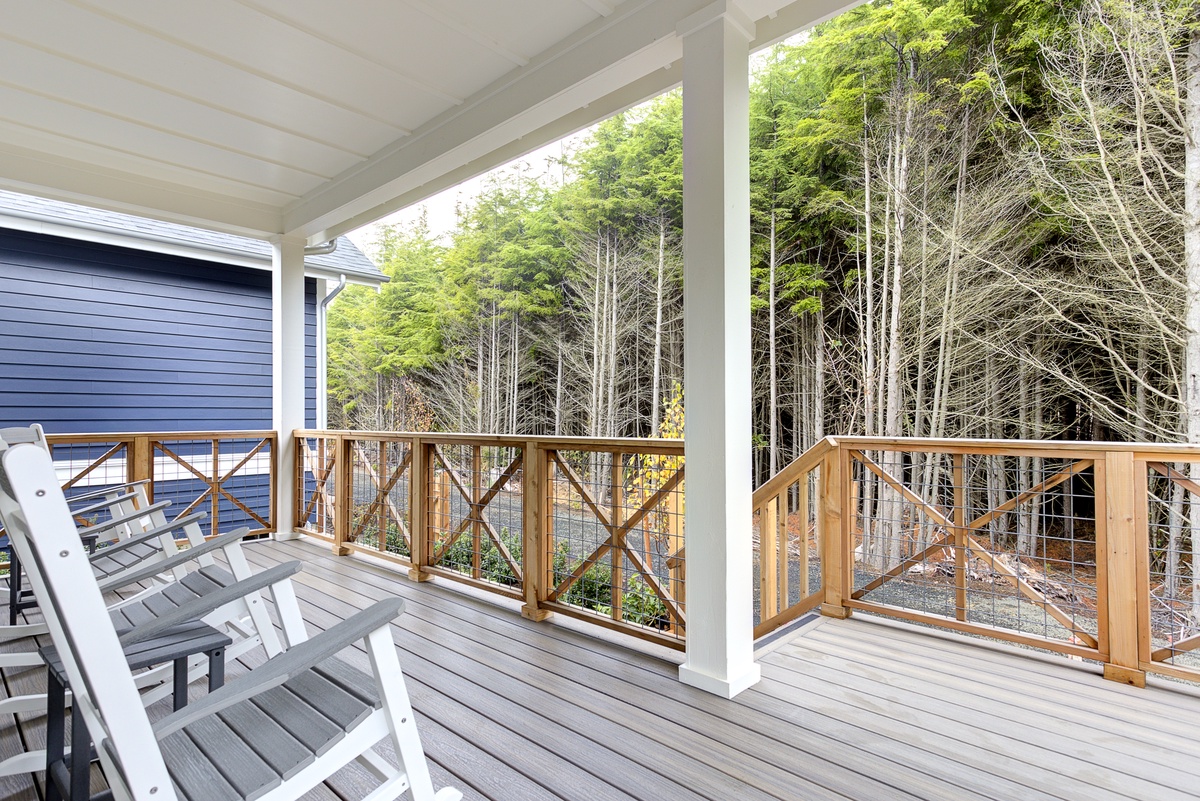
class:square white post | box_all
[677,0,761,698]
[272,235,306,540]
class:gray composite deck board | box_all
[4,536,1200,800]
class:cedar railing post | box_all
[130,436,152,501]
[1102,450,1146,687]
[819,440,850,618]
[332,434,352,556]
[407,437,432,582]
[521,441,551,621]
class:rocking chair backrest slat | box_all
[0,442,175,801]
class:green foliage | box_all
[550,541,670,629]
[439,526,522,588]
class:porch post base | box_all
[331,544,352,556]
[820,603,852,619]
[521,605,552,622]
[1103,664,1146,688]
[273,529,302,542]
[679,662,761,699]
[407,568,432,583]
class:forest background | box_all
[327,0,1200,488]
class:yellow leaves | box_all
[628,383,685,543]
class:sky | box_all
[346,136,579,256]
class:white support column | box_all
[677,0,760,699]
[272,235,306,540]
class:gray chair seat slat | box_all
[141,590,182,618]
[283,665,376,732]
[161,579,203,607]
[114,600,157,630]
[248,684,346,757]
[159,728,242,801]
[215,702,316,781]
[312,656,383,709]
[112,566,239,630]
[91,542,161,578]
[179,715,281,801]
[188,566,236,595]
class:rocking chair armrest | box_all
[90,511,207,559]
[79,499,172,538]
[69,492,138,518]
[64,480,151,506]
[153,597,406,739]
[97,525,246,591]
[118,561,304,645]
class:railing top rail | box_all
[47,430,277,444]
[753,437,836,504]
[831,435,1200,459]
[293,429,685,452]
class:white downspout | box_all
[317,273,348,429]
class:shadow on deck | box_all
[2,536,1199,800]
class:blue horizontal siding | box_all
[0,228,316,434]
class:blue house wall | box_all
[0,227,316,434]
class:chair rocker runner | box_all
[0,441,460,801]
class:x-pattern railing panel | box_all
[847,448,1100,653]
[426,443,524,589]
[347,438,413,558]
[544,449,685,638]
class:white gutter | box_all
[317,274,348,428]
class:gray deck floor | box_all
[2,536,1200,800]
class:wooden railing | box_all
[295,431,687,648]
[755,436,1200,687]
[44,431,277,537]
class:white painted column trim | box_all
[677,0,761,699]
[272,235,307,540]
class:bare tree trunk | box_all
[768,208,779,476]
[651,214,667,434]
[1185,24,1200,625]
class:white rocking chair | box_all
[0,440,460,801]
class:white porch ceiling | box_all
[0,0,855,244]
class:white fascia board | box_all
[0,211,385,287]
[284,0,861,242]
[0,143,283,239]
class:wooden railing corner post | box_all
[1101,449,1146,687]
[332,434,353,557]
[819,443,851,619]
[130,435,152,495]
[521,441,552,622]
[407,437,433,582]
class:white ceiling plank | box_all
[235,0,521,105]
[0,83,328,197]
[576,0,618,17]
[0,40,361,177]
[2,2,388,158]
[429,0,601,65]
[0,118,302,207]
[0,143,283,238]
[230,0,468,104]
[403,0,530,68]
[65,0,436,131]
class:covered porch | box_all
[3,535,1198,801]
